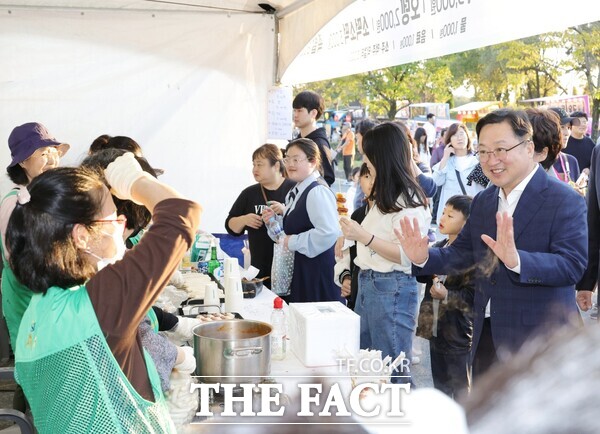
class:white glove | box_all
[104,152,152,204]
[174,346,196,374]
[163,316,201,346]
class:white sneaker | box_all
[411,356,421,365]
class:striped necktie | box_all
[287,187,298,204]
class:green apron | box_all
[0,188,32,350]
[15,285,176,433]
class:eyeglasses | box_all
[578,118,589,125]
[476,139,530,162]
[283,157,308,166]
[92,216,128,227]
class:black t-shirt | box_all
[303,127,335,186]
[225,180,296,284]
[564,135,596,170]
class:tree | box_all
[447,36,566,104]
[293,59,455,119]
[499,34,567,100]
[447,46,512,102]
[563,22,600,141]
[361,60,454,119]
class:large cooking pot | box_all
[193,319,271,384]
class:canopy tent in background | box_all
[0,4,276,233]
[1,0,599,232]
[0,0,354,233]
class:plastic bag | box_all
[165,371,198,429]
[271,242,294,296]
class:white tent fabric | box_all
[0,7,276,232]
[0,0,353,233]
[276,0,356,82]
[1,0,599,232]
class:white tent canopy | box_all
[0,0,354,232]
[0,0,599,232]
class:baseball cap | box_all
[548,107,581,126]
[8,122,70,167]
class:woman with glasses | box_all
[6,154,201,432]
[262,138,341,303]
[431,123,484,230]
[339,122,431,383]
[226,144,295,288]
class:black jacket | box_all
[337,204,369,310]
[303,127,335,186]
[416,239,474,354]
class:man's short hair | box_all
[293,91,325,120]
[476,109,533,140]
[570,110,588,120]
[427,113,435,120]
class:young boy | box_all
[292,90,335,186]
[416,194,474,399]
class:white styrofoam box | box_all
[288,302,360,367]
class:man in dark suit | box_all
[576,144,600,311]
[398,109,587,379]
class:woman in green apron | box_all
[6,153,201,433]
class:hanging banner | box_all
[281,0,600,84]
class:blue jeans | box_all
[355,269,419,383]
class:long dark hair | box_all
[414,127,428,152]
[81,148,156,232]
[6,165,28,186]
[362,122,427,213]
[89,135,143,157]
[6,167,106,293]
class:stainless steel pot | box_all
[193,319,271,383]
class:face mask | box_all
[87,222,127,271]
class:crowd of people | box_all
[0,88,598,431]
[227,90,599,399]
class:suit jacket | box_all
[577,144,600,291]
[415,166,587,359]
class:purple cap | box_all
[7,122,70,168]
[548,107,581,126]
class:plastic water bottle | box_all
[266,216,284,242]
[270,297,287,360]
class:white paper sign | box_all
[267,86,293,140]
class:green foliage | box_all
[293,22,599,139]
[294,59,455,119]
[562,22,600,140]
